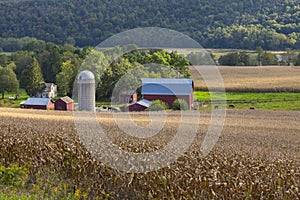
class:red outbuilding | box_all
[141,78,194,109]
[54,96,74,111]
[126,99,151,112]
[20,98,54,110]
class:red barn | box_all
[20,98,54,110]
[141,78,194,109]
[126,99,151,112]
[54,96,74,111]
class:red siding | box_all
[67,102,74,111]
[132,93,137,103]
[22,101,54,110]
[127,103,148,112]
[54,99,74,111]
[143,94,192,109]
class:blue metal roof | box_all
[130,99,151,108]
[22,98,52,106]
[141,78,193,95]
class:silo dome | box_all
[77,70,95,111]
[78,70,95,82]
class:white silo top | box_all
[77,70,95,83]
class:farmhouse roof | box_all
[141,78,194,95]
[130,99,151,108]
[59,96,74,103]
[22,98,52,106]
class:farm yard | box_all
[0,108,299,199]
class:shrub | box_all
[0,163,31,187]
[149,100,168,111]
[172,99,189,111]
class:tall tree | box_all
[0,65,19,99]
[12,51,33,84]
[21,57,45,97]
[256,46,264,66]
[56,60,74,96]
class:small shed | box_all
[141,78,194,109]
[126,99,151,112]
[20,98,54,110]
[119,90,137,104]
[54,96,74,111]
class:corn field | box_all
[0,108,299,199]
[191,65,300,92]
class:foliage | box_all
[148,100,168,111]
[172,98,189,110]
[0,37,37,52]
[219,52,243,66]
[0,65,19,99]
[96,49,190,101]
[20,57,45,97]
[56,59,78,96]
[218,47,278,66]
[123,49,191,78]
[295,53,300,66]
[0,163,30,188]
[1,0,300,50]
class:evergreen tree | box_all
[21,57,45,97]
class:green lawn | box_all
[0,89,28,108]
[194,91,300,110]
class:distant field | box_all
[190,65,300,92]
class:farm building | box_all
[41,83,57,98]
[119,90,137,104]
[54,96,74,111]
[20,98,54,110]
[126,99,151,112]
[141,78,194,109]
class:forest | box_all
[1,0,300,51]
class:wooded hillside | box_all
[0,0,300,51]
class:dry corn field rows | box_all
[191,66,300,92]
[0,108,299,199]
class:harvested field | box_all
[191,65,300,92]
[0,108,299,199]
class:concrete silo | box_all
[77,70,95,111]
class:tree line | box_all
[0,40,191,101]
[217,47,300,66]
[1,39,299,102]
[0,0,300,51]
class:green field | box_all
[2,89,300,111]
[194,91,300,110]
[0,89,28,108]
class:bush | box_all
[172,99,189,111]
[149,100,168,111]
[0,163,31,187]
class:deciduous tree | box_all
[0,65,19,99]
